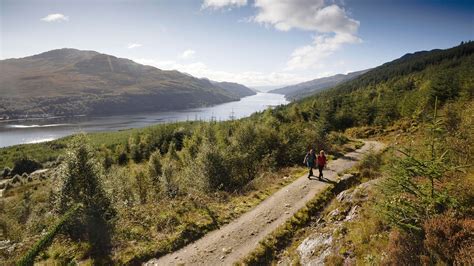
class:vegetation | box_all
[286,41,473,130]
[17,205,80,266]
[0,42,472,264]
[241,186,335,265]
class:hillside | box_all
[240,41,474,265]
[281,41,474,130]
[211,80,257,98]
[0,43,472,265]
[269,70,368,100]
[0,49,244,119]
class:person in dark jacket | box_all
[303,149,316,179]
[317,150,326,180]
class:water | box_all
[0,93,288,148]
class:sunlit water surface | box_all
[0,93,288,148]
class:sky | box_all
[1,0,473,88]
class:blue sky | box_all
[1,0,473,88]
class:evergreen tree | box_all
[57,134,115,259]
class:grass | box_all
[18,167,306,265]
[239,164,367,266]
[239,186,335,265]
[0,121,196,169]
[239,147,389,265]
[0,122,363,265]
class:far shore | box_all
[0,114,87,124]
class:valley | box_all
[0,42,472,265]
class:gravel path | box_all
[145,140,384,265]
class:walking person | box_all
[317,150,326,180]
[303,148,316,179]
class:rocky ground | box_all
[277,178,382,265]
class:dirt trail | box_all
[145,140,384,265]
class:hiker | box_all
[317,150,326,180]
[303,148,316,179]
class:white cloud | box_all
[180,49,196,59]
[202,0,247,9]
[127,43,143,49]
[40,13,69,22]
[253,1,359,34]
[252,0,360,70]
[133,58,311,87]
[286,33,360,71]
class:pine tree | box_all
[57,134,115,258]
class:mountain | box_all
[287,41,474,130]
[0,48,243,119]
[269,69,368,100]
[211,81,257,98]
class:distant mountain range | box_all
[270,69,369,100]
[0,48,255,119]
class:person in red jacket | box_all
[317,150,326,180]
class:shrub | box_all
[115,144,128,165]
[133,169,151,204]
[12,174,21,184]
[160,146,180,198]
[357,152,382,179]
[205,145,231,190]
[11,158,42,176]
[2,167,11,178]
[327,132,349,146]
[423,214,474,265]
[384,230,424,265]
[148,150,162,194]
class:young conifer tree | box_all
[57,134,115,258]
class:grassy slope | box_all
[239,42,474,265]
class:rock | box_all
[297,233,333,265]
[208,248,216,253]
[328,208,341,220]
[11,175,20,184]
[336,190,349,202]
[0,240,11,250]
[285,203,291,207]
[342,173,354,181]
[222,247,232,254]
[344,205,360,221]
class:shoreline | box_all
[0,93,287,148]
[0,95,255,124]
